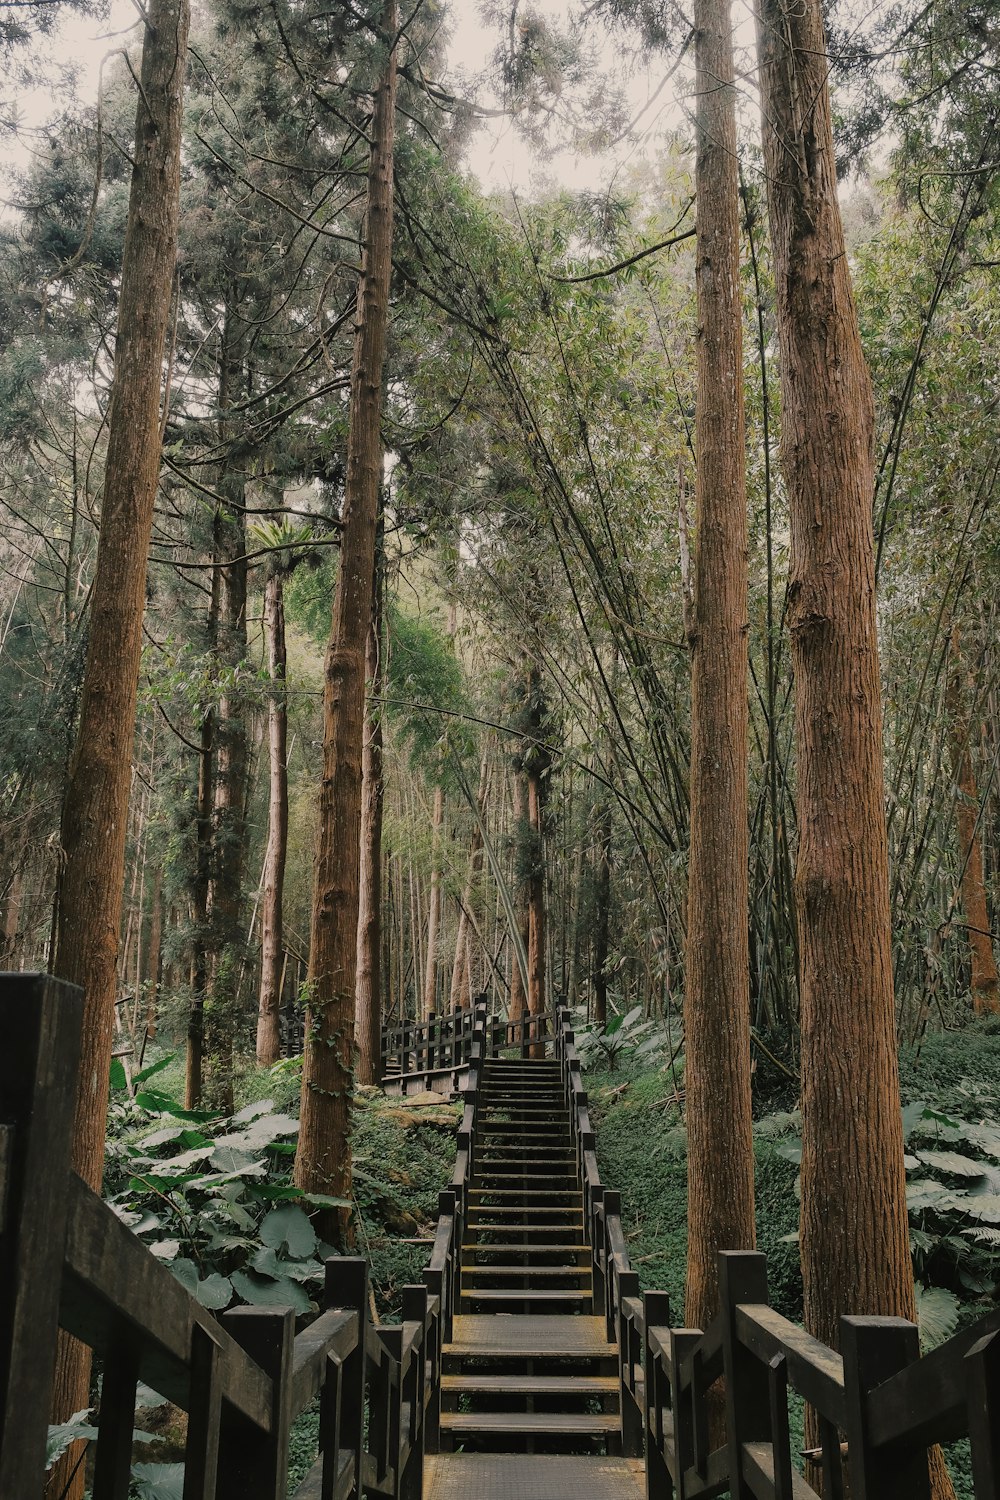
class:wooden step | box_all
[462,1243,589,1256]
[439,1412,618,1436]
[445,1314,616,1359]
[466,1209,585,1220]
[461,1272,593,1284]
[424,1454,646,1500]
[440,1373,617,1395]
[461,1287,591,1303]
[469,1189,583,1199]
[477,1131,572,1142]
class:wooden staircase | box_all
[438,1057,625,1456]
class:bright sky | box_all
[3,0,687,198]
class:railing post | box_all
[91,1322,141,1500]
[668,1329,702,1496]
[967,1329,1000,1498]
[400,1285,428,1500]
[602,1191,621,1339]
[841,1316,930,1500]
[184,1321,223,1500]
[218,1306,295,1500]
[0,973,83,1500]
[422,1262,444,1450]
[644,1290,674,1500]
[324,1257,368,1500]
[618,1267,643,1457]
[719,1250,770,1500]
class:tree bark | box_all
[451,756,489,1011]
[47,0,190,1486]
[257,569,289,1065]
[207,367,250,1111]
[683,0,756,1331]
[754,3,951,1493]
[423,783,444,1019]
[592,798,612,1028]
[294,0,397,1247]
[525,672,549,1056]
[509,766,530,1027]
[356,543,385,1085]
[947,622,1000,1014]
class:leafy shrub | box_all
[106,1056,348,1315]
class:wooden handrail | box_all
[6,977,1000,1498]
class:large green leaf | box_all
[132,1462,186,1500]
[232,1098,275,1124]
[906,1179,959,1212]
[259,1204,318,1259]
[45,1411,98,1470]
[914,1285,960,1352]
[230,1269,312,1313]
[917,1149,986,1179]
[194,1273,233,1311]
[134,1053,176,1085]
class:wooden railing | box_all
[554,1002,1000,1500]
[380,1003,553,1092]
[9,975,998,1498]
[0,976,492,1500]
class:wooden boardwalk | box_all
[4,977,1000,1500]
[428,1056,645,1497]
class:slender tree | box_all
[947,621,1000,1015]
[356,540,386,1084]
[47,0,191,1485]
[683,0,756,1330]
[423,781,444,1017]
[754,2,952,1493]
[257,567,290,1065]
[294,0,398,1245]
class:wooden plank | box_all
[291,1448,355,1500]
[864,1306,1000,1450]
[289,1308,358,1416]
[60,1175,273,1430]
[440,1373,618,1394]
[735,1304,846,1428]
[0,973,83,1500]
[742,1442,820,1500]
[439,1411,620,1434]
[218,1307,295,1500]
[423,1454,646,1500]
[840,1317,929,1500]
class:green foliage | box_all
[106,1080,344,1316]
[571,1005,670,1071]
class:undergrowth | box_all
[587,1020,1000,1500]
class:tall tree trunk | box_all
[356,542,385,1085]
[47,0,190,1488]
[947,621,1000,1014]
[294,1,397,1246]
[592,798,612,1028]
[257,570,289,1065]
[423,783,444,1018]
[186,704,214,1108]
[451,757,489,1011]
[525,668,549,1055]
[143,866,163,1055]
[683,0,756,1332]
[754,5,951,1494]
[509,766,530,1026]
[208,353,249,1111]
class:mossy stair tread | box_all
[439,1411,619,1435]
[445,1315,616,1358]
[440,1373,617,1394]
[423,1455,644,1500]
